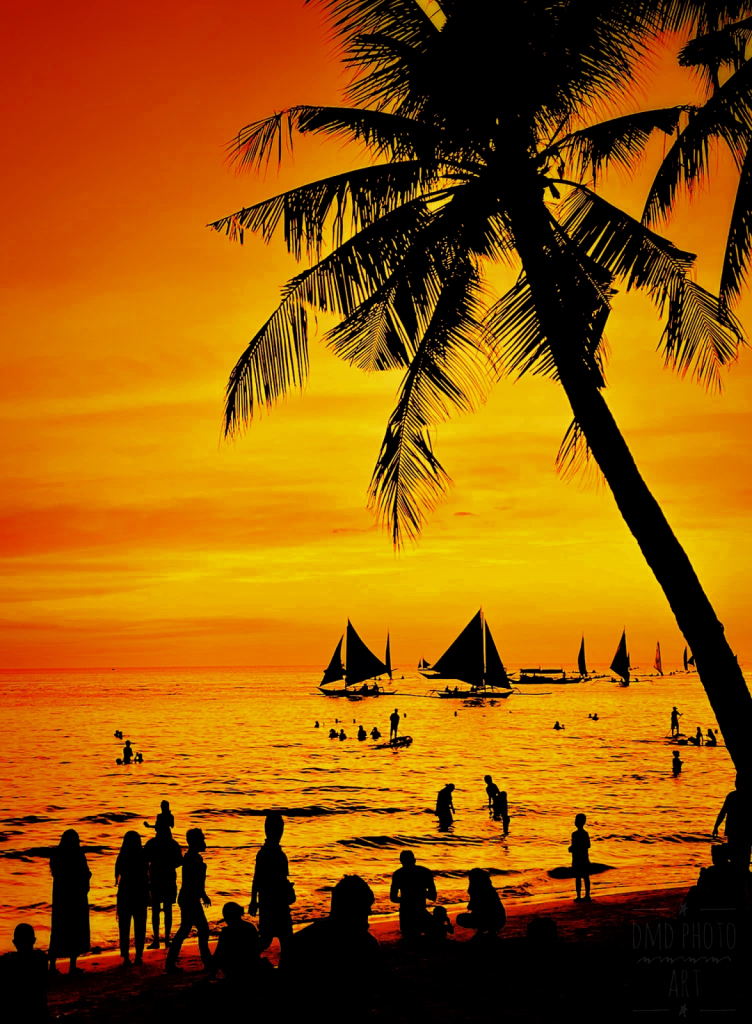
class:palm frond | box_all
[208,161,433,258]
[643,64,752,226]
[679,16,752,90]
[558,107,687,183]
[556,417,605,487]
[368,259,491,547]
[661,279,744,391]
[720,140,752,304]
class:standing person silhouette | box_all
[0,923,50,1021]
[48,829,91,975]
[144,819,183,948]
[484,775,500,815]
[144,800,174,833]
[436,784,455,830]
[569,813,592,901]
[672,751,683,776]
[165,829,211,973]
[115,831,149,966]
[712,775,752,881]
[497,790,510,835]
[389,709,400,741]
[249,812,295,962]
[122,740,133,764]
[670,706,682,737]
[389,850,437,941]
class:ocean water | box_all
[0,666,740,953]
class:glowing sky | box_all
[2,0,752,669]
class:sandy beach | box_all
[44,884,748,1022]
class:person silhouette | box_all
[455,869,506,937]
[165,828,211,973]
[0,923,50,1021]
[712,774,752,881]
[569,813,592,901]
[329,728,338,739]
[314,721,320,728]
[436,783,455,830]
[145,800,174,833]
[592,713,599,722]
[672,751,683,777]
[357,725,367,741]
[48,829,91,976]
[670,706,682,737]
[210,902,268,982]
[706,728,717,747]
[694,726,704,746]
[134,751,144,764]
[484,775,500,815]
[144,820,183,949]
[389,708,400,741]
[122,740,133,765]
[497,790,510,834]
[249,812,295,962]
[115,830,149,966]
[339,729,347,740]
[553,721,564,730]
[370,726,381,740]
[389,850,437,941]
[428,906,454,941]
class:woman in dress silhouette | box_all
[49,829,91,975]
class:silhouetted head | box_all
[265,812,284,843]
[330,874,374,929]
[400,850,416,868]
[500,790,507,798]
[161,800,170,812]
[734,773,750,792]
[186,828,206,852]
[484,775,492,784]
[710,845,730,867]
[222,901,245,923]
[125,740,131,747]
[673,750,680,757]
[59,829,80,851]
[575,813,587,828]
[468,868,493,895]
[12,923,36,953]
[446,783,455,792]
[119,830,142,856]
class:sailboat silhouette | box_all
[320,621,394,698]
[420,610,513,699]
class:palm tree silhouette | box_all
[209,0,752,774]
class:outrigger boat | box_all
[421,609,514,699]
[320,621,394,698]
[515,637,587,684]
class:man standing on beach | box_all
[165,829,211,973]
[389,708,400,741]
[249,812,294,962]
[390,850,437,941]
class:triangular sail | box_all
[610,630,630,682]
[430,610,484,685]
[683,646,688,671]
[688,653,696,667]
[345,620,388,686]
[385,633,392,680]
[654,642,663,675]
[577,637,587,676]
[484,621,510,688]
[321,636,344,685]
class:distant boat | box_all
[420,609,513,699]
[418,657,431,670]
[654,642,663,676]
[611,630,630,686]
[516,667,580,684]
[683,646,696,671]
[320,621,394,697]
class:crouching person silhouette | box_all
[455,869,506,939]
[165,828,211,973]
[0,923,50,1021]
[211,902,273,981]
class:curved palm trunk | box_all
[509,198,752,779]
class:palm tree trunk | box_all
[509,199,752,779]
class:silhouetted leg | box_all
[118,901,132,960]
[575,875,582,900]
[150,903,161,945]
[584,875,591,899]
[134,902,147,961]
[195,905,211,967]
[165,902,173,942]
[165,904,193,968]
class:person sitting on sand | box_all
[49,829,91,976]
[455,868,506,938]
[0,923,50,1021]
[357,725,367,741]
[436,783,455,830]
[339,729,347,741]
[144,821,183,949]
[683,845,737,919]
[249,813,295,963]
[706,728,717,747]
[429,905,454,941]
[165,828,211,973]
[672,751,683,776]
[370,727,381,740]
[569,813,592,901]
[210,902,270,982]
[389,850,437,941]
[122,740,133,764]
[115,830,149,966]
[287,874,380,993]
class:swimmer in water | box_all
[672,751,683,776]
[370,726,381,740]
[553,721,564,731]
[357,725,367,741]
[339,729,347,741]
[329,728,338,739]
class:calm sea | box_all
[0,666,740,953]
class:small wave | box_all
[191,805,404,820]
[337,835,486,849]
[547,863,613,879]
[0,845,110,860]
[79,812,142,824]
[1,815,53,826]
[433,868,522,878]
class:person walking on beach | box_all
[670,706,683,737]
[672,751,683,777]
[712,775,752,880]
[389,850,437,941]
[48,829,91,976]
[436,783,455,830]
[455,869,506,938]
[389,709,400,741]
[115,831,149,966]
[569,813,592,901]
[0,923,50,1022]
[249,812,295,961]
[144,819,183,948]
[165,828,211,973]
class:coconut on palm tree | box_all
[209,0,752,774]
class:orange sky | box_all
[2,0,752,670]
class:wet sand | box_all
[46,884,745,1023]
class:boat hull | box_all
[319,686,393,698]
[434,688,513,699]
